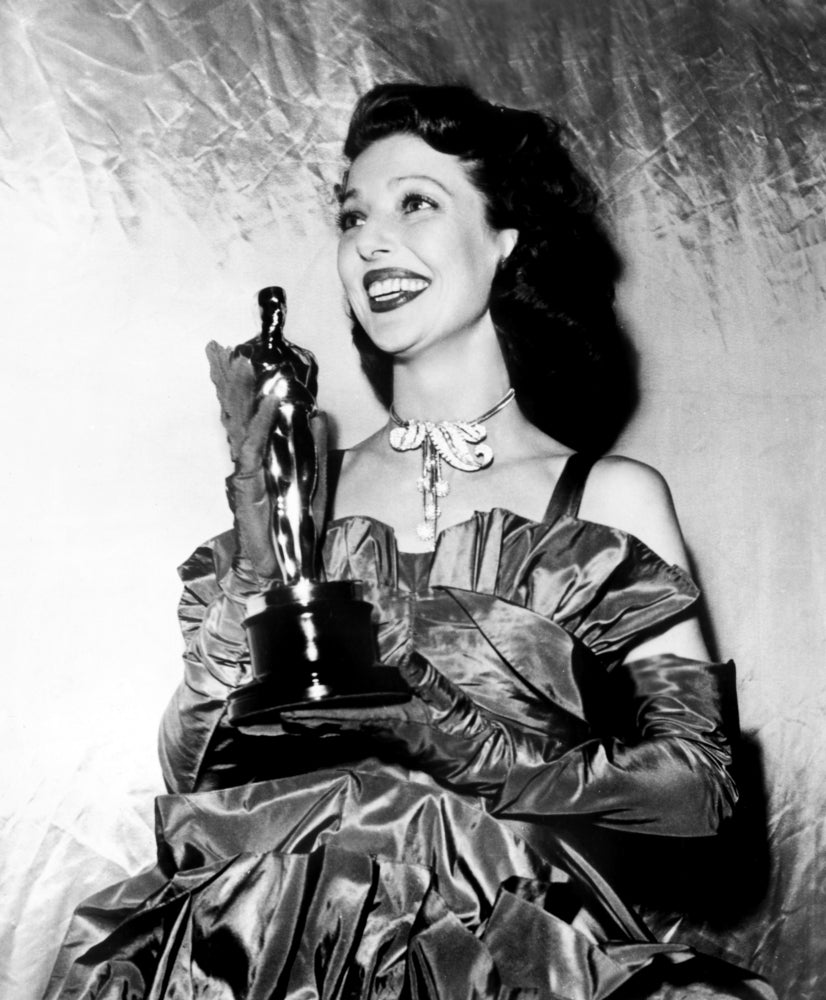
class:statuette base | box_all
[226,579,409,725]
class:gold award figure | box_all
[209,287,407,725]
[233,287,321,585]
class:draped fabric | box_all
[45,770,686,1000]
[3,2,825,999]
[46,495,771,997]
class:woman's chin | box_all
[361,320,426,359]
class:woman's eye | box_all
[401,193,438,215]
[337,209,364,232]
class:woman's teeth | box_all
[368,277,429,301]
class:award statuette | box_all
[224,287,408,725]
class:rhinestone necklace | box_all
[388,388,516,544]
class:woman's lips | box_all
[363,268,431,313]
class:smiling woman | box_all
[339,85,633,458]
[336,133,517,369]
[46,83,776,1000]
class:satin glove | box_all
[282,652,739,836]
[206,341,281,584]
[284,652,570,796]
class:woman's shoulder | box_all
[578,455,691,571]
[584,454,673,506]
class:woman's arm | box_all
[578,456,710,663]
[158,536,257,793]
[283,649,738,836]
[159,347,285,793]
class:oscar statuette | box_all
[216,287,408,726]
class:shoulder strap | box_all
[324,449,345,524]
[543,453,598,523]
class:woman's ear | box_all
[496,228,519,264]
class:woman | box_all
[47,84,773,1000]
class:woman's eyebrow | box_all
[390,174,452,194]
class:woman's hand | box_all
[207,341,279,583]
[282,651,739,836]
[283,652,569,797]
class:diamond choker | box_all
[388,388,516,544]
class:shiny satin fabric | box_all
[48,505,774,998]
[323,510,700,666]
[46,767,695,999]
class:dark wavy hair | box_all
[340,82,635,453]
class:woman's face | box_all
[336,133,516,361]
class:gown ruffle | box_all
[45,490,775,999]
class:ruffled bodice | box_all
[319,508,699,759]
[325,506,698,661]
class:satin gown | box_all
[45,455,774,1000]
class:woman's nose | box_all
[354,216,397,261]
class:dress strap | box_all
[543,453,598,523]
[324,449,345,524]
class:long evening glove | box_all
[281,652,739,836]
[159,347,279,794]
[207,340,281,585]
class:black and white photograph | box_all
[2,2,824,998]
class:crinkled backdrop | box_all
[1,1,824,997]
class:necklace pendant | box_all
[416,521,435,542]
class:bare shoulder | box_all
[578,455,691,569]
[582,455,674,517]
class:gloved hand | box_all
[282,652,739,836]
[207,341,280,584]
[284,652,571,796]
